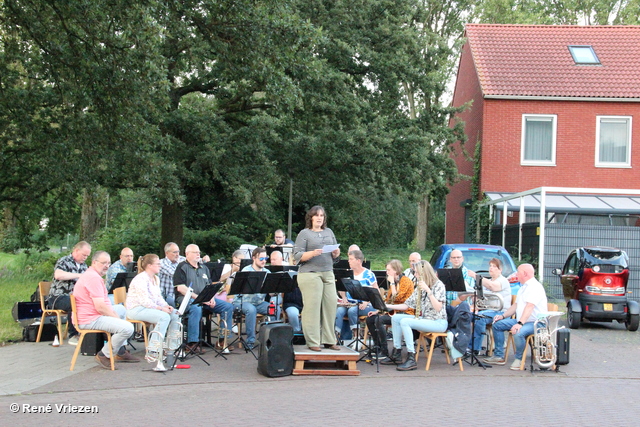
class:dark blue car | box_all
[429,244,520,293]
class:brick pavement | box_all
[1,319,639,426]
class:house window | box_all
[521,114,556,166]
[568,46,600,65]
[596,116,631,168]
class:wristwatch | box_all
[517,320,523,326]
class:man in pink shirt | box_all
[74,251,139,369]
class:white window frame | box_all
[595,116,632,168]
[521,114,557,166]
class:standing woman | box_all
[294,205,341,351]
[126,254,179,361]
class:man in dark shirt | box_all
[174,244,234,353]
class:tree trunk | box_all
[415,195,429,251]
[80,189,100,242]
[161,201,184,252]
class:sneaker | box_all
[483,356,506,365]
[95,352,114,370]
[115,350,140,363]
[510,359,522,370]
[68,335,79,346]
[232,325,238,334]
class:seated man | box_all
[73,251,139,369]
[174,244,235,353]
[470,258,512,354]
[335,249,378,344]
[269,250,289,266]
[403,252,421,281]
[159,242,185,308]
[48,241,92,345]
[270,229,294,263]
[233,247,271,350]
[447,249,476,305]
[484,263,547,369]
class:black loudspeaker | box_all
[556,328,570,365]
[81,333,107,356]
[257,323,294,377]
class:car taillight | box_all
[585,286,599,293]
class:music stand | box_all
[189,282,227,360]
[205,262,225,282]
[260,271,297,321]
[338,279,372,354]
[372,270,389,290]
[228,271,267,359]
[110,272,136,293]
[437,268,466,305]
[459,275,492,369]
[125,262,138,273]
[266,265,298,273]
[239,259,253,271]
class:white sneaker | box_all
[232,325,238,334]
[510,359,522,370]
[68,335,79,346]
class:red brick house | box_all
[447,24,640,243]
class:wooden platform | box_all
[292,345,360,376]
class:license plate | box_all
[603,303,613,311]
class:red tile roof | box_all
[465,24,640,99]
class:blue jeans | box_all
[335,303,375,334]
[285,306,302,333]
[391,314,448,353]
[233,300,269,345]
[127,305,179,347]
[185,298,235,343]
[471,309,503,352]
[79,305,133,358]
[492,318,535,359]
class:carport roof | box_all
[486,192,640,215]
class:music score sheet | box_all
[322,244,340,253]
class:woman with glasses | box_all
[126,254,179,362]
[293,205,341,351]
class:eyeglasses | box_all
[170,250,179,254]
[450,256,462,259]
[259,257,269,261]
[96,260,111,266]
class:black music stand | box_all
[337,279,372,353]
[359,286,387,371]
[228,271,267,359]
[192,282,228,360]
[267,265,298,273]
[260,271,297,325]
[205,262,225,282]
[373,270,389,290]
[462,276,491,369]
[239,259,253,271]
[110,272,136,293]
[437,268,466,305]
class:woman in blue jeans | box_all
[381,261,448,371]
[126,254,179,362]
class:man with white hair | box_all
[484,263,547,370]
[403,252,422,281]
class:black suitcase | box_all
[556,328,570,365]
[23,323,58,342]
[81,333,108,356]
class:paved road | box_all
[1,318,639,426]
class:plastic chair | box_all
[69,294,114,371]
[36,281,69,344]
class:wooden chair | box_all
[112,286,149,348]
[485,294,518,356]
[505,303,562,370]
[416,331,464,371]
[69,294,114,371]
[36,281,69,344]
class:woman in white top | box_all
[126,254,179,361]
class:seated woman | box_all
[380,260,447,371]
[126,254,180,362]
[365,259,414,359]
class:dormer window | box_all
[568,45,600,65]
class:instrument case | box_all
[556,328,570,365]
